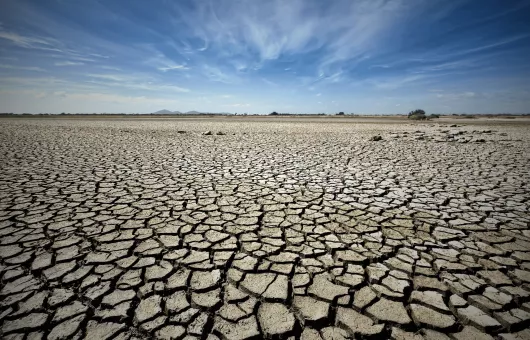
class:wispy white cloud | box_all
[0,63,45,72]
[450,34,530,58]
[89,53,109,59]
[59,92,180,105]
[0,30,62,52]
[141,46,191,72]
[0,76,68,86]
[99,65,121,71]
[87,73,130,82]
[0,0,528,113]
[177,0,399,69]
[261,78,278,87]
[165,0,456,86]
[368,74,431,90]
[86,73,190,93]
[158,64,189,72]
[130,83,190,93]
[202,64,239,84]
[55,61,85,66]
[436,91,477,100]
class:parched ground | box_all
[0,116,529,340]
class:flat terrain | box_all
[0,116,529,340]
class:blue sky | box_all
[1,0,529,114]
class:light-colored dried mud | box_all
[1,117,529,339]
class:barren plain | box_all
[0,116,529,340]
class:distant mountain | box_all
[153,109,175,114]
[185,110,201,115]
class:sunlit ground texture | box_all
[1,116,529,339]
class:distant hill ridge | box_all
[152,109,183,114]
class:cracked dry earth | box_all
[1,117,530,340]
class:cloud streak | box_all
[0,30,61,51]
[0,63,45,72]
[55,61,85,66]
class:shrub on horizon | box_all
[408,109,426,120]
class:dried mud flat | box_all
[0,117,529,340]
